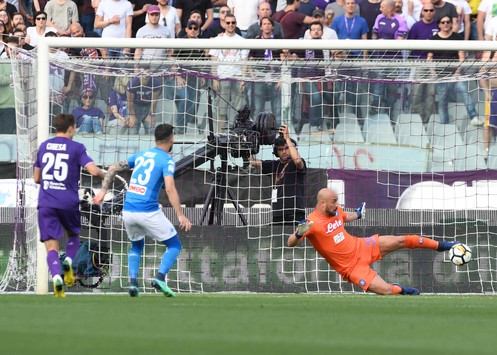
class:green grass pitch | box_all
[0,294,495,355]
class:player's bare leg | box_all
[368,274,420,296]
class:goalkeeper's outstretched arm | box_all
[288,220,314,247]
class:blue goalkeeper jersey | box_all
[123,147,175,213]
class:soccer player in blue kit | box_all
[95,124,192,297]
[34,113,106,297]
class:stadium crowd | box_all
[0,0,496,154]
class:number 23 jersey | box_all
[124,147,175,213]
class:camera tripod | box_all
[198,148,247,226]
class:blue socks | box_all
[157,235,182,280]
[128,239,144,281]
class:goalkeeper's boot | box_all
[437,241,458,252]
[53,275,65,298]
[393,283,420,295]
[128,286,140,298]
[151,278,176,298]
[62,258,75,287]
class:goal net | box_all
[2,38,497,294]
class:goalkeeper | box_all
[287,188,458,295]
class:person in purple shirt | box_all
[34,113,105,297]
[370,0,408,119]
[408,2,439,123]
[71,88,105,134]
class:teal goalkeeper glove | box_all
[355,202,366,219]
[295,219,314,239]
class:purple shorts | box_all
[490,90,497,130]
[38,207,81,242]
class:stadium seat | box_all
[454,145,487,171]
[94,99,109,115]
[362,113,390,133]
[396,121,429,148]
[487,145,497,169]
[364,121,397,145]
[396,113,423,125]
[464,125,484,145]
[333,122,364,143]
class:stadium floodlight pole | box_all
[35,38,50,295]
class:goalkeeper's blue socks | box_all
[128,239,144,281]
[437,241,458,252]
[157,235,182,277]
[46,250,61,279]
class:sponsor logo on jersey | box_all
[144,151,157,158]
[128,183,147,195]
[326,219,343,234]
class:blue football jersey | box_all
[124,147,175,212]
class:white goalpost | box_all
[2,37,497,295]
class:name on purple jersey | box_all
[46,143,67,151]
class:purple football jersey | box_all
[35,137,93,210]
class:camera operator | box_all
[250,125,307,225]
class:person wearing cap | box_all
[176,9,209,38]
[304,8,338,39]
[144,0,181,38]
[134,4,172,60]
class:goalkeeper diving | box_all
[288,188,460,295]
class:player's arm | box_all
[288,219,314,247]
[164,175,192,231]
[84,162,106,179]
[93,160,129,205]
[344,202,366,223]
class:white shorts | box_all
[122,210,177,242]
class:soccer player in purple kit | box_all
[34,113,106,297]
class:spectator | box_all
[304,8,338,39]
[126,75,162,134]
[68,22,107,58]
[272,0,314,39]
[176,9,208,37]
[476,0,491,41]
[427,15,481,125]
[327,0,360,19]
[227,0,261,37]
[94,0,133,58]
[246,1,284,39]
[445,0,471,39]
[11,11,24,27]
[206,4,241,37]
[72,88,105,134]
[12,26,34,50]
[144,0,181,38]
[78,0,96,32]
[0,36,16,135]
[20,0,35,25]
[480,47,497,160]
[249,16,284,123]
[174,19,208,134]
[45,0,79,36]
[134,5,171,60]
[107,76,129,134]
[175,0,213,32]
[394,0,416,29]
[1,0,17,18]
[250,125,306,225]
[370,0,408,119]
[25,11,56,46]
[208,14,249,134]
[129,0,155,38]
[297,0,320,16]
[0,9,13,32]
[408,2,439,123]
[360,0,381,39]
[431,0,458,33]
[0,20,7,41]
